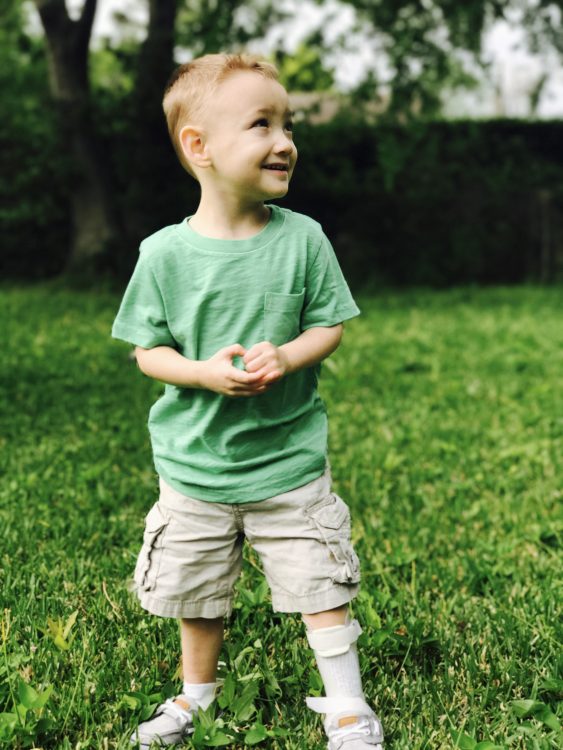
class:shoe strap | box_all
[162,697,196,722]
[330,716,372,743]
[306,696,373,716]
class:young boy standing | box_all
[112,52,384,749]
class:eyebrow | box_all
[251,107,295,118]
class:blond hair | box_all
[163,52,280,178]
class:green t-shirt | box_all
[111,203,361,503]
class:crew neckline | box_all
[177,203,285,253]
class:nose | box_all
[273,130,296,159]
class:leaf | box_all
[475,742,503,749]
[205,730,233,746]
[43,610,78,651]
[232,680,259,722]
[233,646,255,671]
[511,699,545,718]
[18,679,39,709]
[34,684,53,710]
[245,723,268,744]
[62,609,78,639]
[510,699,560,731]
[140,702,159,722]
[357,591,381,628]
[121,693,144,711]
[371,629,392,648]
[254,579,269,605]
[450,730,476,749]
[539,678,563,697]
[217,673,236,709]
[534,704,560,732]
[0,712,18,741]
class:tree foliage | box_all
[315,0,563,118]
[6,0,563,280]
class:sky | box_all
[59,0,563,118]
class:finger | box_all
[230,368,264,384]
[244,355,268,373]
[229,388,265,397]
[243,341,271,364]
[224,343,246,359]
[243,350,262,366]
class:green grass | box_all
[0,282,561,749]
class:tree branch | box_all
[33,0,70,38]
[76,0,97,52]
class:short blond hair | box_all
[163,52,280,178]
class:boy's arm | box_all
[135,324,343,395]
[135,344,268,396]
[279,324,343,374]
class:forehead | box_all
[211,70,291,120]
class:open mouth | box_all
[263,165,289,172]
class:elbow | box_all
[333,323,344,346]
[134,346,148,372]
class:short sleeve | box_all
[301,232,361,330]
[111,249,176,348]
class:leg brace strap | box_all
[306,696,372,715]
[306,618,363,657]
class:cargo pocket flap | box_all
[144,504,168,533]
[307,495,349,530]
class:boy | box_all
[111,52,384,749]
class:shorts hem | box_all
[137,591,233,619]
[271,583,360,615]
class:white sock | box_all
[309,625,364,698]
[182,681,218,710]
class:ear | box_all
[179,125,211,169]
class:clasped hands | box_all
[200,341,291,397]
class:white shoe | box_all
[307,696,384,750]
[129,695,200,748]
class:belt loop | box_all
[231,505,245,532]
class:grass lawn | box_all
[0,282,561,749]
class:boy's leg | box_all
[303,605,384,748]
[241,466,383,746]
[129,476,242,748]
[303,604,363,710]
[175,616,224,711]
[130,617,224,748]
[181,616,224,682]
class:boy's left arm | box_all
[242,324,343,387]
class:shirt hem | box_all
[155,460,328,504]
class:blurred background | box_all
[1,0,563,288]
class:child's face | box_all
[197,70,298,200]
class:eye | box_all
[252,118,269,127]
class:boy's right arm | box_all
[135,344,272,397]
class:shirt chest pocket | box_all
[263,288,306,346]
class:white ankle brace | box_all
[305,618,362,656]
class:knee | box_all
[302,604,348,631]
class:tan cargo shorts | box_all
[132,464,361,618]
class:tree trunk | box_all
[34,0,121,276]
[125,0,179,244]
